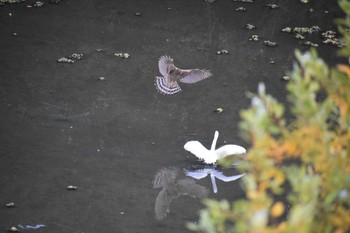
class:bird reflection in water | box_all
[184,166,245,193]
[152,167,209,220]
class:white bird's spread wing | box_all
[215,145,246,160]
[158,55,174,77]
[184,141,210,161]
[154,76,182,95]
[184,169,210,180]
[179,69,212,84]
[214,172,246,182]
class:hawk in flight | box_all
[155,55,212,95]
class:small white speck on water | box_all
[97,148,100,152]
[66,185,78,190]
[215,107,224,113]
[282,76,290,81]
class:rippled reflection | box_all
[184,166,245,193]
[152,167,209,220]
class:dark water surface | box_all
[0,0,342,232]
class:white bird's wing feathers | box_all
[179,69,212,84]
[184,141,210,161]
[214,172,246,182]
[215,145,246,160]
[158,55,174,78]
[184,170,210,180]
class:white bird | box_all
[155,55,212,95]
[184,131,246,164]
[184,167,245,193]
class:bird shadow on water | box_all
[152,165,245,221]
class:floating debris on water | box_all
[282,27,292,33]
[0,0,26,4]
[66,185,78,190]
[58,53,83,63]
[245,24,256,30]
[304,41,319,47]
[5,202,15,208]
[300,0,309,3]
[233,0,253,2]
[8,12,12,16]
[114,53,130,59]
[309,8,314,13]
[33,1,43,7]
[69,53,83,60]
[214,108,223,113]
[135,12,141,16]
[282,76,290,81]
[269,59,275,64]
[216,49,229,55]
[266,3,279,9]
[322,30,336,39]
[204,0,216,3]
[8,226,18,232]
[294,26,320,34]
[321,31,344,47]
[98,77,105,81]
[49,0,63,3]
[236,7,246,12]
[57,57,74,63]
[96,48,104,52]
[249,34,259,41]
[295,33,305,40]
[264,40,278,47]
[12,32,17,36]
[322,38,344,47]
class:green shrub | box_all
[188,1,350,233]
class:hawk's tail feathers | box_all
[154,76,182,95]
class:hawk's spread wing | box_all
[158,55,174,78]
[179,69,212,84]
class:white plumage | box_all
[184,131,246,164]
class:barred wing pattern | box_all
[155,55,212,95]
[179,69,212,84]
[154,76,182,95]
